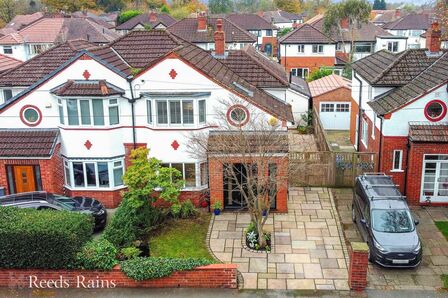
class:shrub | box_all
[118,10,142,25]
[0,207,92,269]
[76,239,118,271]
[102,195,165,248]
[170,202,182,218]
[120,246,141,260]
[180,200,197,218]
[120,257,212,280]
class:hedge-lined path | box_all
[208,187,350,290]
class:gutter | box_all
[353,71,363,152]
[127,77,137,149]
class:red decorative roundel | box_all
[226,105,250,127]
[20,105,42,127]
[424,100,447,122]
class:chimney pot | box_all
[426,22,441,53]
[395,9,400,18]
[197,11,207,31]
[149,11,157,22]
[214,18,225,56]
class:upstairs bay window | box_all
[61,98,120,126]
[64,159,124,189]
[146,97,207,126]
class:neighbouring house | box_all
[0,54,22,74]
[309,74,353,130]
[0,17,119,61]
[370,9,404,26]
[278,24,336,78]
[262,10,304,29]
[0,12,44,36]
[167,14,256,51]
[308,15,408,61]
[0,23,307,212]
[115,12,176,34]
[350,22,448,206]
[226,13,278,56]
[383,13,433,49]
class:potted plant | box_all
[213,201,222,215]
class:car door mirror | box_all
[360,218,366,225]
[414,219,419,226]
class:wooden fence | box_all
[289,151,377,187]
[312,109,331,151]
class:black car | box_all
[0,191,107,231]
[352,174,422,268]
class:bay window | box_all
[61,98,119,126]
[64,159,124,189]
[199,100,206,123]
[108,99,119,125]
[161,162,206,188]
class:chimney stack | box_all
[395,9,400,18]
[340,18,349,30]
[214,19,225,56]
[198,11,207,31]
[426,22,441,53]
[149,11,157,22]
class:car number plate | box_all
[392,259,409,264]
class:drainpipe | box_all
[378,116,384,171]
[353,71,363,152]
[403,138,411,196]
[127,77,137,149]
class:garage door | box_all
[319,102,351,130]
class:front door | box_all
[13,166,36,193]
[421,155,448,203]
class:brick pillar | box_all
[348,242,369,291]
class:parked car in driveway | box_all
[0,191,107,231]
[352,173,422,268]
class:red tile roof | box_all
[115,13,176,30]
[383,13,433,30]
[409,122,448,143]
[226,13,275,30]
[168,17,256,44]
[0,54,22,73]
[0,129,59,158]
[308,74,351,97]
[50,80,125,96]
[279,23,335,44]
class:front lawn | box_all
[149,212,214,260]
[435,221,448,240]
[442,274,448,289]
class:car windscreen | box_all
[371,209,414,233]
[49,195,79,211]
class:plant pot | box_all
[214,209,221,215]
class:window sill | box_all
[64,185,126,191]
[390,170,404,173]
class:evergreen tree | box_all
[208,0,233,14]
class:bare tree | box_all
[187,96,289,249]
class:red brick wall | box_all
[280,56,335,74]
[0,144,64,195]
[0,264,237,289]
[66,189,123,208]
[261,36,278,57]
[379,136,408,195]
[209,157,288,213]
[348,245,368,291]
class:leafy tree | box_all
[303,0,330,15]
[274,0,301,13]
[160,3,170,13]
[97,0,125,12]
[0,0,26,23]
[146,0,165,9]
[234,0,260,12]
[259,0,276,11]
[323,0,371,63]
[307,68,333,82]
[118,10,142,25]
[42,0,96,12]
[208,0,233,14]
[170,0,206,20]
[436,0,448,40]
[277,27,293,37]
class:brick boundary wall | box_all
[348,242,368,291]
[0,264,237,289]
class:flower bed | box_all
[0,264,237,289]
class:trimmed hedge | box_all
[0,207,93,269]
[120,257,212,280]
[76,239,118,271]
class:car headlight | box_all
[373,240,388,253]
[413,241,421,253]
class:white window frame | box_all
[2,89,13,102]
[320,103,335,112]
[61,97,119,127]
[361,118,368,148]
[392,150,403,172]
[28,43,51,55]
[371,113,376,140]
[312,44,324,53]
[291,68,309,78]
[3,46,12,54]
[387,41,399,52]
[108,98,120,125]
[297,44,305,53]
[64,158,125,190]
[161,162,203,189]
[335,103,350,112]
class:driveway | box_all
[332,188,448,290]
[208,187,349,290]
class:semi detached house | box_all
[351,23,448,206]
[0,22,309,210]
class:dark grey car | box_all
[352,174,422,268]
[0,191,107,231]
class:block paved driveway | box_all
[208,187,350,290]
[333,188,448,290]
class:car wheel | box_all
[352,205,356,223]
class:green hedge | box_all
[117,10,142,25]
[0,207,93,269]
[76,239,118,271]
[120,257,212,280]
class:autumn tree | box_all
[274,0,301,13]
[187,96,289,249]
[42,0,96,12]
[323,0,371,69]
[209,0,233,14]
[436,0,447,40]
[0,0,26,23]
[302,0,330,15]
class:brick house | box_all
[350,22,448,206]
[0,23,308,211]
[309,74,353,130]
